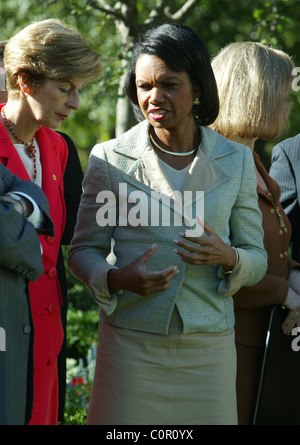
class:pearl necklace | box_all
[149,133,197,157]
[1,106,37,183]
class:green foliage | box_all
[63,274,98,424]
[66,307,98,362]
[61,245,98,423]
[62,408,87,425]
[63,346,97,424]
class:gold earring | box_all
[193,98,200,106]
[23,87,30,96]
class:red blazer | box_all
[0,106,67,368]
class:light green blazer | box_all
[68,120,267,334]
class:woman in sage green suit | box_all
[68,23,267,425]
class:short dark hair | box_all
[124,22,219,126]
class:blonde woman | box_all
[0,19,101,424]
[211,42,300,424]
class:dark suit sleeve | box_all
[0,165,53,281]
[0,199,44,281]
[270,139,300,262]
[9,184,54,237]
[270,143,298,215]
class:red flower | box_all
[71,376,87,387]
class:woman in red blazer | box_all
[0,19,101,424]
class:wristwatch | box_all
[4,192,28,217]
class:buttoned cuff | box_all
[217,248,251,296]
[13,192,44,228]
[88,263,121,316]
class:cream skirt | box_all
[87,311,237,425]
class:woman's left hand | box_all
[173,215,236,270]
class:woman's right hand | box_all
[107,243,179,297]
[282,287,300,335]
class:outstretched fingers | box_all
[132,244,179,296]
[141,266,179,296]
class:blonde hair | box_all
[4,19,101,97]
[210,41,294,141]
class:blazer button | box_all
[46,236,56,244]
[23,325,31,334]
[280,253,284,259]
[47,304,56,314]
[48,267,57,278]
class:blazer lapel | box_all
[0,124,32,181]
[253,151,281,203]
[127,147,176,198]
[0,123,62,209]
[181,127,236,220]
[113,120,175,198]
[183,126,235,193]
[36,128,62,215]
